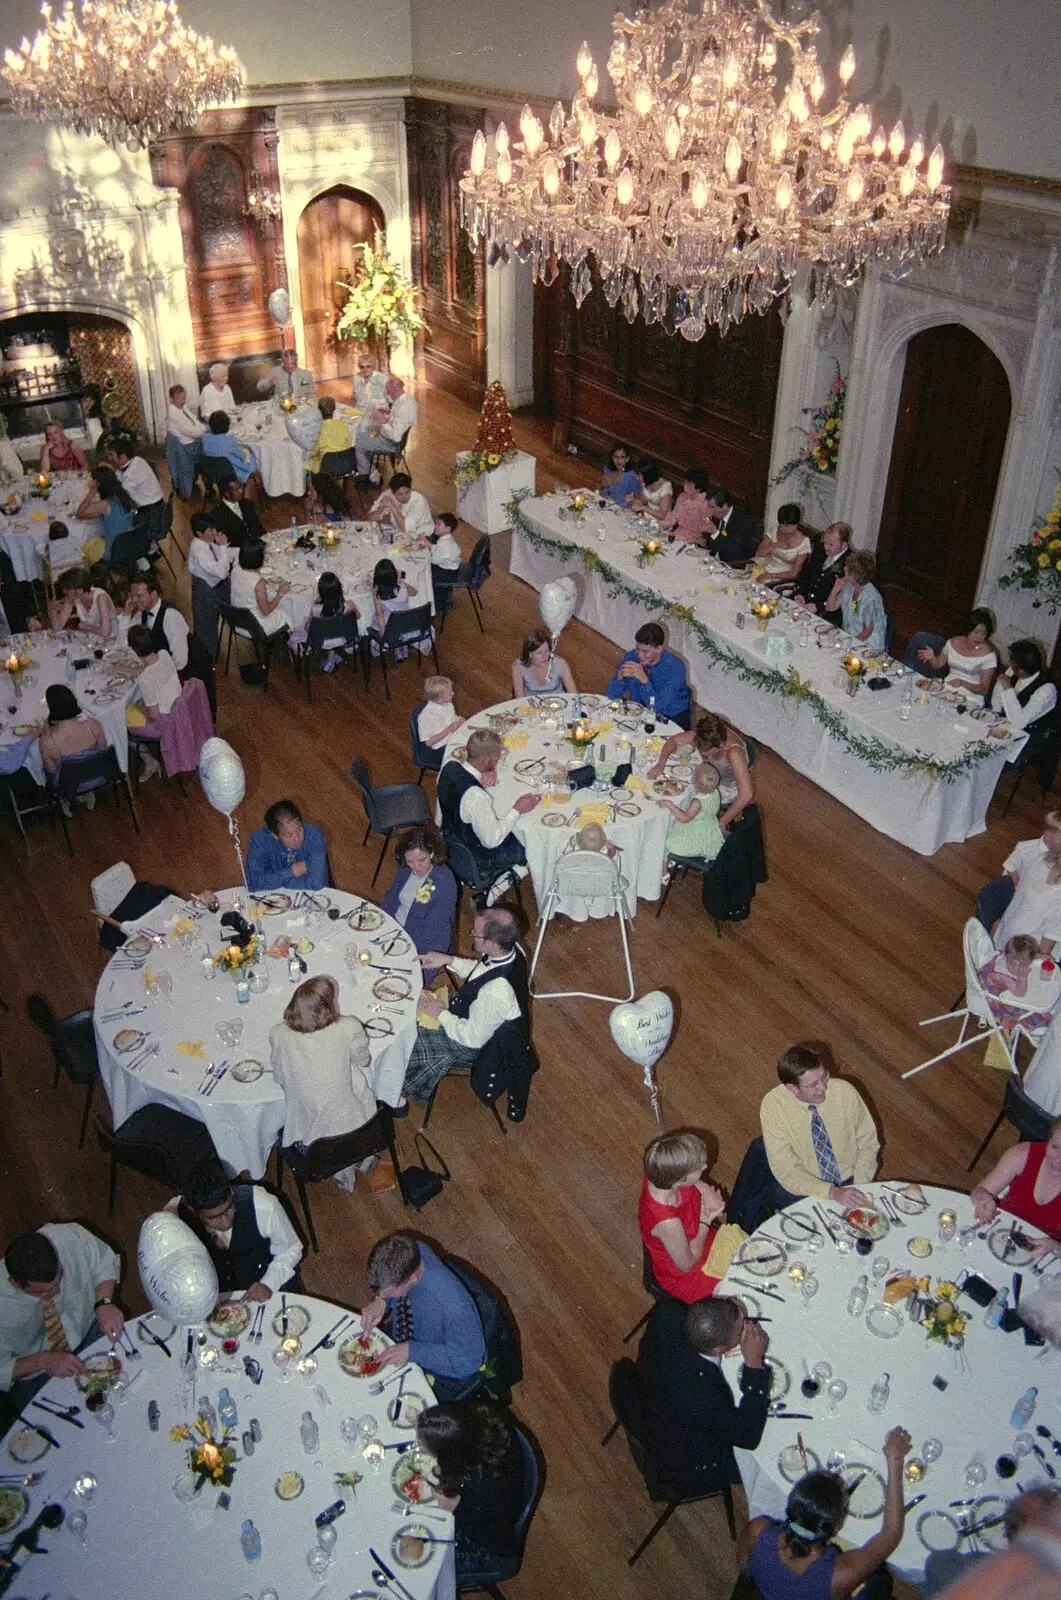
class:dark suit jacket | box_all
[794,542,847,623]
[633,1299,772,1491]
[706,506,759,566]
[210,498,265,550]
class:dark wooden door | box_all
[296,187,386,383]
[877,324,1011,641]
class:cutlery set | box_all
[197,1061,228,1096]
[31,1398,81,1430]
[248,1304,267,1344]
[308,1314,355,1355]
[126,1040,158,1073]
[137,1320,171,1357]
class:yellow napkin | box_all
[175,1040,208,1059]
[125,705,148,728]
[625,774,650,794]
[594,720,614,735]
[501,730,529,751]
[575,802,610,827]
[642,735,665,753]
[540,790,571,807]
[416,994,449,1031]
[29,511,48,522]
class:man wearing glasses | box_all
[354,354,388,410]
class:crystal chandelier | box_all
[2,0,245,150]
[459,0,950,339]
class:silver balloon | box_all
[267,287,291,327]
[199,737,245,817]
[137,1212,218,1326]
[539,575,577,637]
[284,405,322,454]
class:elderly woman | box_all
[755,503,811,584]
[826,549,887,650]
[47,567,116,642]
[75,466,134,562]
[915,608,998,700]
[37,684,106,777]
[380,827,458,982]
[230,542,291,636]
[269,975,377,1191]
[971,1117,1061,1247]
[201,411,255,484]
[638,1131,727,1302]
[198,362,236,419]
[993,811,1061,954]
[738,1429,912,1600]
[415,1403,528,1582]
[511,627,577,697]
[38,422,86,474]
[647,711,755,832]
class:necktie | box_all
[809,1105,842,1186]
[392,1296,413,1343]
[42,1295,70,1352]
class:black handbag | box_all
[398,1131,451,1210]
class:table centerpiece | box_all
[841,651,867,695]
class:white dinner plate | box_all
[735,1239,787,1277]
[765,1356,790,1400]
[842,1465,886,1518]
[988,1229,1035,1268]
[917,1510,960,1552]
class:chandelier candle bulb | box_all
[496,150,512,185]
[928,145,946,190]
[872,127,886,159]
[584,67,599,98]
[889,120,906,158]
[634,80,653,116]
[604,130,622,171]
[776,173,794,210]
[576,39,592,78]
[664,115,681,158]
[543,159,560,197]
[839,43,856,83]
[617,168,635,206]
[724,136,742,180]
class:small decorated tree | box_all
[455,381,518,488]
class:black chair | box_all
[106,525,155,572]
[348,756,431,886]
[657,740,758,919]
[728,1136,778,1234]
[701,804,767,934]
[602,1358,737,1564]
[455,1424,542,1597]
[370,427,411,483]
[0,768,50,842]
[26,994,100,1148]
[621,1247,671,1345]
[967,1076,1054,1172]
[52,747,140,855]
[1001,705,1061,815]
[410,701,443,783]
[366,604,439,700]
[99,879,179,953]
[219,603,289,691]
[316,448,360,516]
[422,1066,507,1137]
[276,1107,403,1252]
[439,535,491,634]
[444,836,525,916]
[200,456,236,499]
[295,612,367,702]
[439,1254,524,1405]
[147,495,179,578]
[94,1107,219,1215]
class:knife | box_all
[18,1417,59,1449]
[904,1494,927,1513]
[370,1547,417,1600]
[137,1321,171,1357]
[814,1204,839,1244]
[308,1314,349,1355]
[728,1276,786,1303]
[30,1400,83,1430]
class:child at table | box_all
[288,570,358,673]
[979,933,1056,1030]
[658,762,726,867]
[417,674,465,748]
[424,512,462,619]
[574,821,618,860]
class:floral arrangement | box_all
[413,880,437,905]
[569,491,590,524]
[920,1279,967,1347]
[773,363,847,484]
[454,447,518,489]
[3,650,32,682]
[840,651,867,680]
[750,596,779,629]
[213,934,263,974]
[999,472,1061,613]
[637,537,663,568]
[566,721,602,749]
[30,471,52,496]
[334,232,426,347]
[171,1418,238,1489]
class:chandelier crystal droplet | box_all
[459,0,950,339]
[3,0,245,149]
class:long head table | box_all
[511,495,1015,855]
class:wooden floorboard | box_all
[0,388,1048,1597]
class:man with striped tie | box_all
[0,1225,123,1421]
[759,1044,879,1211]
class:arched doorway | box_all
[876,324,1011,642]
[297,186,386,384]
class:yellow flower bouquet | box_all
[921,1279,966,1348]
[453,447,518,489]
[172,1418,239,1489]
[213,933,263,974]
[1000,471,1061,612]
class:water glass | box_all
[872,1256,891,1282]
[812,1361,833,1383]
[306,1546,330,1577]
[316,1523,338,1554]
[94,1402,117,1441]
[826,1378,847,1416]
[800,1274,820,1311]
[355,1414,378,1451]
[1014,1433,1034,1458]
[958,1224,978,1251]
[173,1470,196,1503]
[964,1453,988,1488]
[938,1209,957,1244]
[923,1438,944,1464]
[804,1231,825,1255]
[67,1508,88,1543]
[340,1416,360,1450]
[73,1473,97,1503]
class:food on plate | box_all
[7,1427,50,1463]
[393,1452,437,1504]
[208,1303,250,1337]
[907,1236,933,1258]
[337,1330,386,1376]
[843,1206,888,1240]
[114,1028,142,1050]
[653,777,685,796]
[297,937,313,955]
[76,1352,121,1393]
[0,1487,28,1533]
[274,1471,304,1500]
[882,1274,917,1304]
[267,936,294,959]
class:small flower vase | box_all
[235,977,250,1005]
[846,675,860,698]
[10,675,21,702]
[756,615,770,635]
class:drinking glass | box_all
[958,1224,978,1251]
[306,1546,330,1576]
[1014,1433,1034,1459]
[800,1274,820,1311]
[355,1414,378,1451]
[173,1471,196,1503]
[73,1473,97,1503]
[340,1416,360,1450]
[94,1402,117,1441]
[826,1378,847,1416]
[938,1210,957,1244]
[872,1256,891,1282]
[67,1508,88,1543]
[964,1453,988,1488]
[812,1361,833,1383]
[804,1231,825,1256]
[905,1458,926,1484]
[922,1438,943,1464]
[317,1524,338,1555]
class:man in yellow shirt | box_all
[307,396,354,516]
[759,1043,879,1209]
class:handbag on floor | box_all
[398,1131,450,1209]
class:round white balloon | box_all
[267,287,291,326]
[199,737,245,817]
[284,405,322,454]
[609,991,674,1070]
[539,575,577,638]
[137,1212,218,1325]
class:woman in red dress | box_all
[971,1117,1061,1247]
[638,1131,727,1302]
[38,423,86,474]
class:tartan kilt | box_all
[403,1026,478,1102]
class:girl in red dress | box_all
[638,1131,727,1302]
[971,1116,1061,1246]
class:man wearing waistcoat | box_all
[169,1159,302,1302]
[437,727,537,905]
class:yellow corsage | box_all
[414,880,437,904]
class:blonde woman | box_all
[269,976,376,1191]
[638,1131,727,1302]
[994,812,1061,955]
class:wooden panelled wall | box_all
[405,98,488,409]
[536,271,785,515]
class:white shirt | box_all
[164,1189,302,1296]
[188,537,236,587]
[120,455,163,507]
[990,673,1058,731]
[258,365,316,404]
[138,599,189,670]
[431,532,462,571]
[167,403,206,445]
[231,565,288,636]
[355,370,388,409]
[134,649,182,715]
[1024,1013,1061,1117]
[198,381,236,419]
[995,836,1061,950]
[0,1223,120,1389]
[439,952,522,1050]
[418,699,460,743]
[371,488,433,541]
[378,391,418,444]
[455,760,520,850]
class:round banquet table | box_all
[0,630,139,784]
[719,1182,1061,1582]
[94,889,423,1179]
[0,474,102,581]
[439,694,684,919]
[232,401,311,499]
[264,525,436,632]
[15,1293,455,1600]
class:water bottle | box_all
[984,1287,1009,1329]
[290,515,298,538]
[241,1519,262,1562]
[301,1410,320,1454]
[867,1372,890,1414]
[288,953,301,984]
[197,1397,218,1435]
[847,1274,869,1318]
[899,681,913,722]
[645,695,657,735]
[218,1387,238,1430]
[1011,1387,1038,1429]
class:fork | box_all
[252,1304,266,1344]
[197,1062,222,1095]
[369,1365,413,1395]
[129,1042,159,1073]
[204,1065,228,1096]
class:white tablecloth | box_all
[21,1293,455,1600]
[265,526,436,631]
[439,695,681,918]
[719,1182,1061,1582]
[511,497,1015,855]
[94,890,423,1179]
[0,631,138,782]
[0,474,102,581]
[456,451,536,535]
[233,402,362,500]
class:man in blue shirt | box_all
[246,800,328,892]
[606,621,692,728]
[361,1233,486,1399]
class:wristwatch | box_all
[94,1297,113,1310]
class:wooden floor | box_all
[0,388,1048,1599]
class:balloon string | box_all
[229,812,249,893]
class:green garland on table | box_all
[507,492,1000,785]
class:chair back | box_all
[281,1106,393,1182]
[27,996,98,1083]
[107,527,154,570]
[319,448,359,479]
[381,602,433,652]
[442,1255,523,1396]
[150,677,213,776]
[133,499,167,544]
[26,992,59,1043]
[410,702,443,772]
[608,1357,644,1442]
[348,758,381,829]
[55,745,121,798]
[200,456,235,494]
[221,603,266,644]
[445,835,487,890]
[1003,1075,1056,1142]
[92,861,136,919]
[306,612,361,652]
[467,534,492,588]
[512,1424,543,1541]
[962,916,997,1025]
[553,848,623,906]
[94,1106,217,1185]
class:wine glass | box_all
[1014,1433,1034,1459]
[964,1453,988,1488]
[826,1378,847,1416]
[800,1273,820,1312]
[813,1361,833,1383]
[317,1523,338,1555]
[67,1508,88,1543]
[923,1438,943,1465]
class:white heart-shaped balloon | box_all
[609,990,674,1069]
[137,1212,219,1325]
[199,736,245,817]
[539,575,577,637]
[284,405,322,454]
[267,287,291,326]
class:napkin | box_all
[642,735,665,754]
[575,802,610,827]
[175,1041,208,1059]
[501,731,529,751]
[416,994,449,1031]
[170,918,195,939]
[513,703,538,717]
[29,511,47,523]
[624,774,650,794]
[540,791,571,807]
